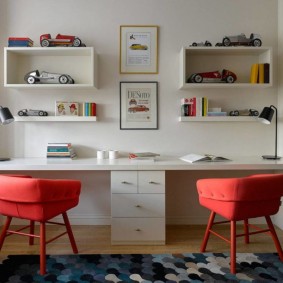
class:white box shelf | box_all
[179,46,272,89]
[4,47,98,89]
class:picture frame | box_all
[120,25,158,74]
[55,101,79,116]
[120,81,158,130]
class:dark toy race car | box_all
[187,69,237,83]
[40,34,85,47]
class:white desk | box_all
[0,156,282,244]
[0,156,283,171]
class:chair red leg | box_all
[265,216,283,261]
[200,211,216,252]
[0,216,12,250]
[29,220,35,245]
[62,212,78,253]
[40,222,46,275]
[244,219,250,244]
[230,220,237,274]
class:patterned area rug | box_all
[0,253,283,282]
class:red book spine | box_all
[91,103,96,116]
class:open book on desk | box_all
[180,153,230,163]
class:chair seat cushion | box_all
[0,176,81,221]
[0,199,79,221]
[197,174,283,220]
[199,197,280,220]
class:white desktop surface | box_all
[0,156,282,171]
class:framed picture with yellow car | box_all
[120,25,158,74]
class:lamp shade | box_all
[258,106,274,125]
[0,107,14,125]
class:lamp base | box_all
[262,155,281,160]
[0,157,10,161]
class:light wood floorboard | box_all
[1,224,283,255]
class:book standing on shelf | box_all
[47,143,77,159]
[250,63,269,84]
[82,102,96,116]
[181,97,208,117]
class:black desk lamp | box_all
[258,105,281,160]
[0,106,14,161]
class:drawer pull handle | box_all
[121,181,130,184]
[135,205,141,208]
[135,229,141,232]
[149,181,159,184]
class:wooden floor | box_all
[1,224,283,255]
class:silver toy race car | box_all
[24,70,74,84]
[18,109,48,116]
[229,109,259,116]
[217,33,262,47]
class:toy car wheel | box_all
[226,75,235,83]
[230,110,239,116]
[193,74,203,83]
[59,75,69,84]
[38,111,45,116]
[205,41,212,46]
[27,76,36,84]
[18,111,25,116]
[222,37,231,47]
[73,38,81,47]
[192,42,197,46]
[41,39,50,47]
[252,39,262,47]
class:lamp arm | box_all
[270,105,278,158]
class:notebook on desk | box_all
[180,153,230,163]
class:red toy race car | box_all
[40,34,86,47]
[187,69,237,83]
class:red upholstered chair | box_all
[197,174,283,274]
[0,175,81,275]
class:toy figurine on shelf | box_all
[215,33,262,47]
[229,109,259,117]
[40,34,86,47]
[18,109,48,116]
[190,40,212,47]
[187,69,237,83]
[24,70,75,84]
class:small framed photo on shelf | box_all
[120,81,158,130]
[55,102,79,116]
[120,25,158,74]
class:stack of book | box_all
[250,63,270,84]
[47,143,77,159]
[181,97,208,117]
[129,152,160,161]
[8,37,34,47]
[82,102,96,116]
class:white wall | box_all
[0,0,280,225]
[0,0,279,158]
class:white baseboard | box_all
[0,214,269,226]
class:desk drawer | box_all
[138,171,165,194]
[111,218,165,244]
[111,171,138,193]
[112,194,165,217]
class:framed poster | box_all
[120,81,158,130]
[120,25,158,74]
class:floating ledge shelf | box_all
[178,116,258,122]
[15,116,97,122]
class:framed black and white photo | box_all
[120,25,158,74]
[120,81,158,130]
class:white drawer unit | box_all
[111,170,165,245]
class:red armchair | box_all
[197,174,283,274]
[0,175,81,275]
